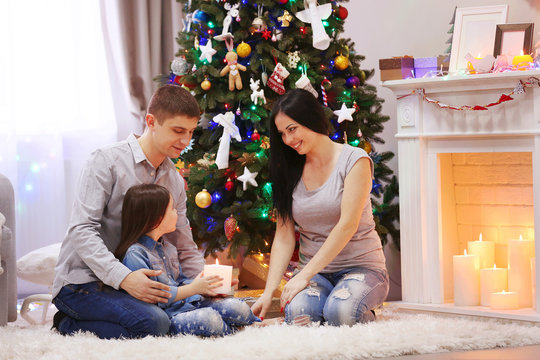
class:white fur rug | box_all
[3,309,540,360]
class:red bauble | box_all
[251,130,260,141]
[277,0,288,3]
[225,178,234,191]
[336,6,348,20]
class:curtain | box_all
[100,0,184,138]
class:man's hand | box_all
[120,269,171,303]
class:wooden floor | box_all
[381,344,540,359]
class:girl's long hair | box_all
[114,183,171,260]
[268,89,330,222]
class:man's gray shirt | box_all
[52,134,204,298]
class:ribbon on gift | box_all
[214,111,242,169]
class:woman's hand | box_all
[251,291,273,320]
[190,271,222,297]
[280,274,310,310]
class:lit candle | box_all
[490,290,519,310]
[465,53,495,73]
[480,264,507,306]
[468,233,495,270]
[453,249,480,306]
[203,259,232,295]
[532,258,536,310]
[508,235,535,307]
[512,50,534,70]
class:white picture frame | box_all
[449,5,508,73]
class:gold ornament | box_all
[362,141,372,153]
[334,55,349,71]
[201,78,211,91]
[237,42,252,58]
[238,152,256,166]
[195,189,212,208]
[278,10,293,27]
[260,136,270,149]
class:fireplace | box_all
[383,70,540,322]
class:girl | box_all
[251,89,389,326]
[116,183,260,336]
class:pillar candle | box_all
[467,233,495,270]
[203,260,232,295]
[453,250,480,306]
[490,290,519,310]
[508,236,535,307]
[532,258,536,310]
[480,265,507,306]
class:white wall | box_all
[343,0,540,179]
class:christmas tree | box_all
[166,0,399,258]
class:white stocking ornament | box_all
[268,62,290,95]
[295,70,318,98]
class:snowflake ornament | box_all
[287,51,301,69]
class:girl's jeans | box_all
[53,282,170,339]
[169,297,260,337]
[285,267,389,326]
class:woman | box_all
[251,89,389,326]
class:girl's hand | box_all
[191,271,222,297]
[280,275,309,310]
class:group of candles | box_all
[453,234,536,310]
[466,51,536,73]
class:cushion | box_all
[17,242,62,286]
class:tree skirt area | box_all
[3,308,540,360]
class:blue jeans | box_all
[170,297,260,337]
[52,282,170,339]
[285,267,389,326]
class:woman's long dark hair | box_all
[268,89,330,222]
[114,184,171,260]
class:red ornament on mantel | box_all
[336,6,348,20]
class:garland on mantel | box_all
[397,77,540,111]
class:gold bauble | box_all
[201,79,212,91]
[363,141,372,153]
[237,42,252,58]
[195,189,212,208]
[334,55,349,70]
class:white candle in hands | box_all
[203,260,232,295]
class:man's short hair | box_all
[147,85,200,123]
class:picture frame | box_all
[449,5,508,73]
[493,23,534,57]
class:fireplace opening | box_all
[439,152,535,309]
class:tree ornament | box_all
[214,2,239,41]
[268,62,290,95]
[359,70,366,84]
[320,77,331,107]
[345,76,360,88]
[335,5,348,20]
[363,141,372,153]
[192,9,209,24]
[333,103,356,123]
[250,5,266,33]
[334,54,349,70]
[171,57,188,75]
[220,51,246,91]
[295,73,318,98]
[261,29,272,40]
[236,41,252,58]
[225,178,234,191]
[249,78,266,105]
[251,130,261,141]
[224,215,237,241]
[237,167,259,191]
[260,136,270,149]
[295,0,332,50]
[201,77,212,91]
[238,152,257,166]
[287,51,301,68]
[278,10,293,27]
[277,0,289,4]
[199,39,217,63]
[195,189,212,208]
[213,112,242,169]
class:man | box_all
[52,85,205,339]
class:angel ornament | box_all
[220,51,246,91]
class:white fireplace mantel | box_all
[383,70,540,322]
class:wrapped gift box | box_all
[414,57,437,78]
[239,254,287,295]
[379,56,414,81]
